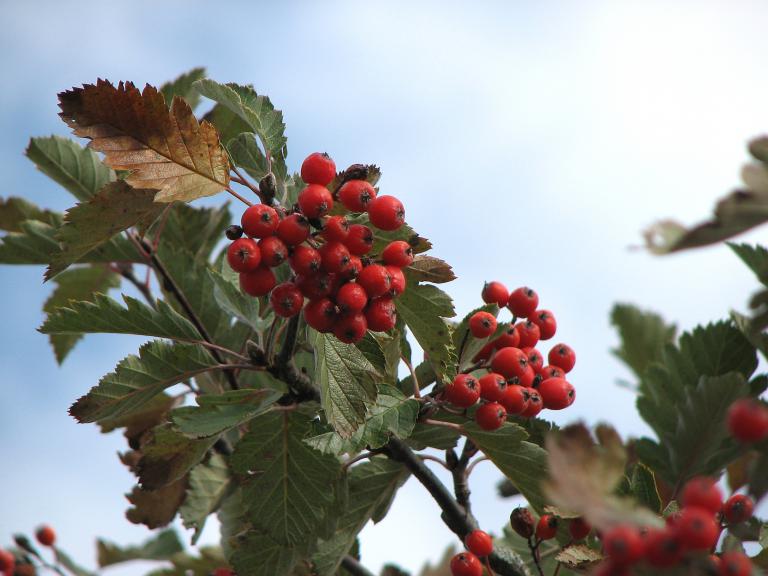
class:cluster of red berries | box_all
[442,282,576,430]
[226,152,411,343]
[449,530,494,576]
[0,525,56,576]
[727,397,768,443]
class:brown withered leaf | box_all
[407,255,457,284]
[125,477,187,528]
[554,545,603,570]
[58,79,230,203]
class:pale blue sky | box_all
[2,1,768,573]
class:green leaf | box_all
[0,197,60,232]
[730,243,768,285]
[749,451,768,501]
[210,266,266,332]
[125,477,188,528]
[154,202,231,262]
[312,330,379,438]
[610,303,677,380]
[69,341,227,423]
[160,67,207,111]
[229,132,287,182]
[26,136,115,202]
[464,421,548,512]
[203,104,252,146]
[230,410,342,545]
[230,530,312,576]
[395,279,456,382]
[397,360,437,396]
[53,548,95,576]
[407,418,461,450]
[137,424,218,489]
[46,181,165,279]
[171,388,283,438]
[630,463,662,513]
[0,220,61,264]
[180,453,231,545]
[452,303,503,371]
[97,529,184,567]
[312,458,409,575]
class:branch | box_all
[340,555,376,576]
[270,315,320,403]
[451,438,478,513]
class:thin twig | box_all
[112,263,155,308]
[340,555,375,576]
[402,355,421,398]
[421,418,465,432]
[419,454,451,470]
[231,165,265,201]
[528,538,545,576]
[465,456,489,478]
[225,185,254,207]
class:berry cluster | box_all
[443,282,576,430]
[0,525,56,576]
[727,397,768,443]
[227,152,411,344]
[449,530,494,576]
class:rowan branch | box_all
[340,555,375,576]
[270,315,320,403]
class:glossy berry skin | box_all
[382,240,414,267]
[227,238,262,272]
[536,515,559,540]
[676,507,719,550]
[386,266,406,297]
[296,272,335,300]
[508,287,539,318]
[357,264,391,298]
[289,245,322,276]
[569,517,591,540]
[539,377,575,410]
[303,298,337,332]
[0,550,14,576]
[493,326,520,349]
[482,281,509,306]
[475,402,507,430]
[277,213,311,245]
[538,365,566,380]
[225,224,244,240]
[510,508,535,539]
[241,204,279,238]
[464,530,493,557]
[258,236,288,267]
[319,241,351,273]
[240,266,277,297]
[469,312,497,338]
[549,343,576,373]
[449,552,483,576]
[530,309,556,340]
[343,255,363,280]
[727,398,768,443]
[338,179,377,212]
[322,215,350,243]
[720,552,753,576]
[345,224,374,256]
[334,313,368,344]
[444,374,480,408]
[602,525,644,565]
[479,372,507,402]
[644,529,684,567]
[515,320,540,348]
[298,184,333,218]
[336,282,368,314]
[681,477,723,515]
[526,348,543,372]
[270,283,304,317]
[36,525,56,547]
[365,297,397,332]
[520,389,543,418]
[491,347,529,380]
[501,385,529,415]
[300,152,336,186]
[367,195,405,231]
[723,494,754,524]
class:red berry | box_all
[289,245,322,276]
[444,374,480,408]
[336,282,369,314]
[538,365,565,380]
[727,398,768,443]
[301,152,336,186]
[257,236,288,267]
[536,515,558,540]
[594,562,629,576]
[569,517,591,540]
[382,240,414,267]
[515,320,540,348]
[478,372,507,402]
[501,385,530,415]
[548,343,576,373]
[240,266,276,296]
[676,507,719,550]
[298,184,333,218]
[385,265,406,297]
[345,224,374,256]
[525,348,543,371]
[469,312,497,338]
[342,255,363,280]
[681,477,723,516]
[35,525,56,547]
[493,326,520,349]
[491,347,528,380]
[475,402,507,430]
[0,550,15,575]
[357,264,391,298]
[270,282,304,317]
[723,494,755,524]
[449,552,483,576]
[296,272,335,300]
[367,195,405,231]
[508,287,539,318]
[530,309,556,340]
[520,389,543,418]
[319,241,351,273]
[334,313,368,343]
[212,568,235,576]
[482,281,509,306]
[276,213,310,246]
[644,528,684,567]
[241,204,279,238]
[720,552,753,576]
[365,297,397,332]
[602,525,644,565]
[338,179,377,212]
[304,298,337,332]
[227,238,262,272]
[322,215,350,243]
[464,530,493,557]
[538,378,575,410]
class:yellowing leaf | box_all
[58,79,230,203]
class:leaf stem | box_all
[419,454,451,470]
[231,165,266,202]
[421,418,465,433]
[402,355,421,398]
[465,455,489,478]
[224,184,254,207]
